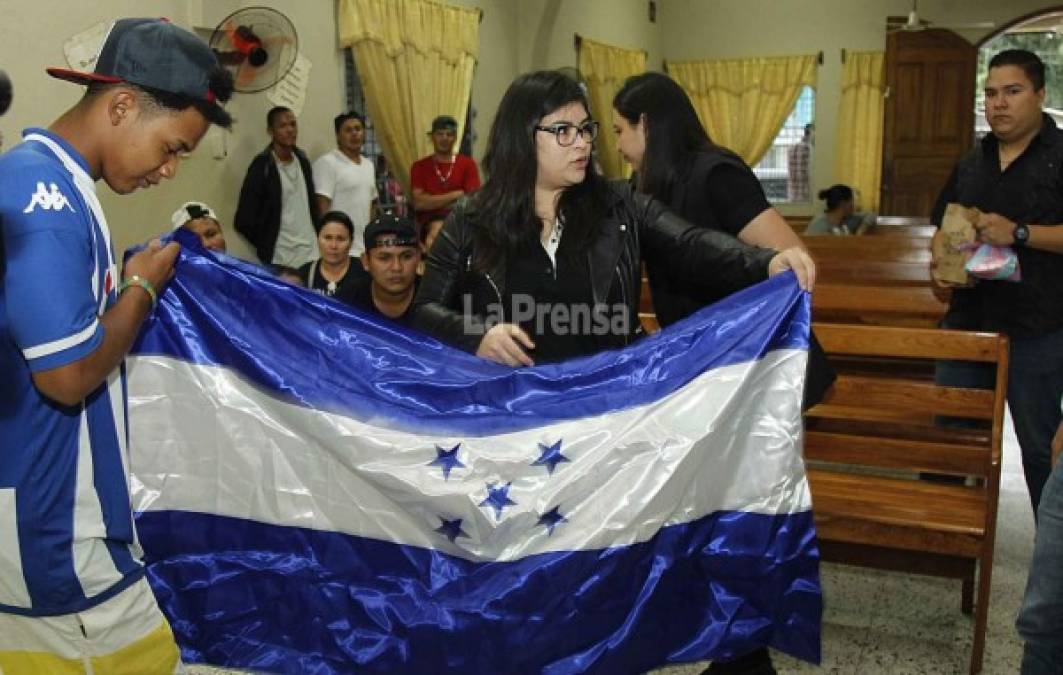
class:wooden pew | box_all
[869,215,935,237]
[801,235,933,265]
[811,284,948,327]
[801,234,948,327]
[785,214,812,234]
[788,214,934,237]
[642,221,945,331]
[807,322,1008,674]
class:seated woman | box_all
[805,184,876,236]
[413,70,813,367]
[299,211,367,299]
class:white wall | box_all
[515,0,663,72]
[449,0,658,160]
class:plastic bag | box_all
[963,243,1021,282]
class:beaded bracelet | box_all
[118,274,158,312]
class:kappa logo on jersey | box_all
[23,182,75,214]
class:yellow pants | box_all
[0,577,180,674]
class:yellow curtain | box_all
[337,0,479,194]
[835,51,885,212]
[667,54,817,166]
[578,37,646,179]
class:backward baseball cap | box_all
[364,213,419,251]
[47,18,221,104]
[171,201,220,230]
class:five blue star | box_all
[532,440,570,475]
[429,443,466,480]
[479,482,517,520]
[537,506,567,535]
[435,517,469,543]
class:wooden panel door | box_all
[881,29,976,216]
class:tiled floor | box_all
[189,413,1035,675]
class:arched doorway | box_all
[975,7,1063,140]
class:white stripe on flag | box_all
[128,349,809,563]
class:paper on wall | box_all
[266,52,312,117]
[64,22,109,72]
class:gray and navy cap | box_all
[47,18,222,105]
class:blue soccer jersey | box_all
[0,129,144,616]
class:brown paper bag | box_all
[934,204,978,285]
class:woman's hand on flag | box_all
[477,323,536,367]
[768,246,816,291]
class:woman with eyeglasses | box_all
[413,70,813,367]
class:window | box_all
[344,50,478,160]
[751,86,815,203]
[344,50,382,161]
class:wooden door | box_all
[881,29,976,216]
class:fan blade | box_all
[235,65,260,90]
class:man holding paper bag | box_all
[931,49,1063,516]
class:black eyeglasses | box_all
[534,121,600,146]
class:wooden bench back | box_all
[801,234,948,325]
[785,215,812,234]
[807,323,1008,479]
[807,321,1008,674]
[869,216,934,237]
[801,235,933,265]
[811,284,949,326]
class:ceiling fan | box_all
[887,1,996,33]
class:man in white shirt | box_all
[235,106,318,269]
[313,111,378,256]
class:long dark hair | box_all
[474,70,609,272]
[613,72,715,198]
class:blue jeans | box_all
[936,325,1063,514]
[1017,458,1063,674]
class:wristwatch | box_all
[1014,222,1030,247]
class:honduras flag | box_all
[127,230,821,674]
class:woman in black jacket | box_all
[611,72,807,327]
[612,71,827,675]
[413,70,813,367]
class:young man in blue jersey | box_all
[0,18,233,672]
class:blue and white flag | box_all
[128,231,821,674]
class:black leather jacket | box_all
[234,144,318,265]
[413,183,776,355]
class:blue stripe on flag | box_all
[137,509,821,674]
[132,232,811,436]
